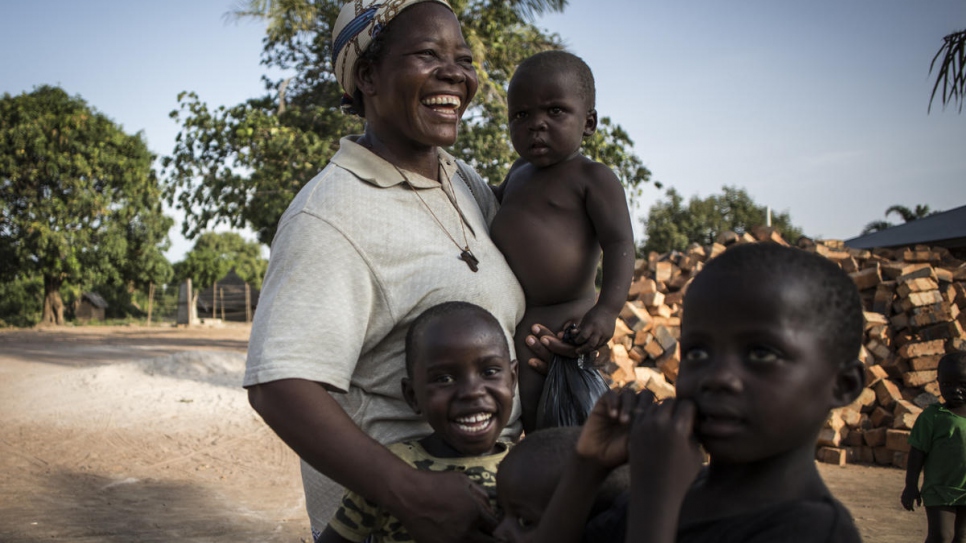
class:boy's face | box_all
[403,314,517,457]
[676,271,851,465]
[507,68,596,168]
[494,458,550,543]
[938,363,966,409]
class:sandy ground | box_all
[0,325,927,542]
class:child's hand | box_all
[900,485,921,511]
[575,388,644,470]
[628,397,703,498]
[573,306,617,354]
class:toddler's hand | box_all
[573,306,617,354]
[900,486,921,511]
[575,388,646,470]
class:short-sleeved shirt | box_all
[327,440,509,542]
[908,403,966,507]
[244,136,525,530]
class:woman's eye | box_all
[748,347,779,363]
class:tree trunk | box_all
[42,275,65,326]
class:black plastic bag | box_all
[535,326,609,429]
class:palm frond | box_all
[928,29,966,113]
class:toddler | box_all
[491,50,636,431]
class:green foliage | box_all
[165,0,655,244]
[0,86,173,325]
[0,275,43,328]
[640,186,804,254]
[929,29,966,113]
[860,204,939,235]
[173,231,268,291]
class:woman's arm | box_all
[249,379,498,543]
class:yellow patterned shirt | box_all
[327,439,510,543]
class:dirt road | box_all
[0,325,926,542]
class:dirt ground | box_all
[0,325,927,542]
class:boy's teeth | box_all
[455,413,491,424]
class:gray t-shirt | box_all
[244,136,525,531]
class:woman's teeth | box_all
[423,95,461,109]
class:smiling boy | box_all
[490,50,635,432]
[318,301,517,543]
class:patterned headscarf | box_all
[332,0,453,112]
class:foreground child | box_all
[530,243,867,542]
[494,426,629,543]
[319,302,518,543]
[490,50,635,431]
[902,351,966,543]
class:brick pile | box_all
[604,227,966,469]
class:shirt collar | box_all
[331,135,460,189]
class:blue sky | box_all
[2,1,964,262]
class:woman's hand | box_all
[395,469,498,543]
[525,323,601,376]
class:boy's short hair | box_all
[513,50,596,109]
[687,243,864,366]
[404,301,508,377]
[503,427,628,517]
[938,352,966,374]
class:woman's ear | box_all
[355,59,378,97]
[401,378,420,415]
[830,358,866,408]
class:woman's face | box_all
[358,3,478,152]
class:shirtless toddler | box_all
[491,50,635,432]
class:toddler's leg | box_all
[925,505,959,543]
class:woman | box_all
[244,1,530,542]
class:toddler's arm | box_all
[901,446,925,511]
[529,389,640,543]
[575,163,635,354]
[626,398,703,543]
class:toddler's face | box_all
[405,314,517,457]
[507,69,594,168]
[938,363,966,409]
[676,272,840,464]
[494,460,549,543]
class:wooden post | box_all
[245,283,251,323]
[212,281,217,319]
[221,288,225,321]
[147,283,155,325]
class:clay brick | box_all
[898,339,946,359]
[908,355,942,372]
[865,338,892,361]
[858,345,873,366]
[865,364,889,387]
[896,265,938,283]
[628,346,645,364]
[816,447,847,466]
[635,366,675,400]
[878,355,909,379]
[910,302,957,328]
[873,379,903,409]
[850,266,882,291]
[839,406,864,428]
[642,336,664,359]
[620,301,653,333]
[857,446,875,464]
[896,277,939,297]
[610,344,636,383]
[873,283,896,315]
[648,304,673,318]
[863,427,887,447]
[614,317,634,341]
[817,427,844,447]
[892,451,909,470]
[924,381,942,398]
[852,387,878,412]
[639,291,665,308]
[890,312,909,331]
[893,400,923,419]
[919,321,964,342]
[653,325,678,352]
[899,290,945,312]
[655,347,680,383]
[885,429,911,452]
[870,406,894,428]
[843,430,865,447]
[894,411,920,431]
[903,370,937,388]
[872,446,894,465]
[863,311,889,328]
[655,261,674,283]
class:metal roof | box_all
[844,204,966,250]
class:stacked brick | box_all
[604,227,966,469]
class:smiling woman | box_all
[241,1,526,542]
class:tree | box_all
[164,0,654,245]
[929,29,966,113]
[640,186,804,255]
[0,86,173,325]
[173,231,268,291]
[860,204,939,235]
